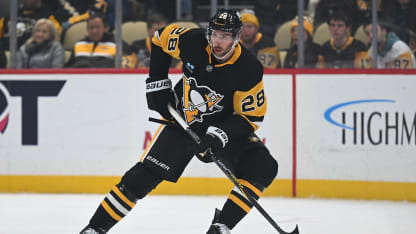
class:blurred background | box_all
[1,0,415,69]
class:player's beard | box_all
[213,46,229,58]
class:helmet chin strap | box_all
[209,36,240,61]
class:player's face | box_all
[210,30,235,58]
[290,27,308,45]
[329,19,350,41]
[33,23,51,44]
[240,22,258,42]
[87,18,106,42]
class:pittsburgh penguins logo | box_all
[183,76,223,124]
[0,82,10,134]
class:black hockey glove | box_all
[146,77,176,120]
[196,126,229,163]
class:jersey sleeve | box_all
[151,24,191,60]
[233,80,267,131]
[214,61,266,140]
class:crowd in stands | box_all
[0,0,415,69]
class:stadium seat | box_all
[120,21,147,45]
[273,20,292,51]
[354,25,369,46]
[63,21,88,51]
[64,51,72,63]
[313,23,330,45]
[171,21,200,29]
[280,51,287,65]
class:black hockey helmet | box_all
[208,9,242,37]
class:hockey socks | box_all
[88,184,138,232]
[217,179,264,229]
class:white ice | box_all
[0,194,415,234]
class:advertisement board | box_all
[1,70,415,200]
[0,72,293,195]
[297,74,416,182]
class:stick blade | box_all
[290,224,299,234]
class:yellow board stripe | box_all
[101,200,122,221]
[229,194,251,213]
[238,179,263,197]
[1,176,415,202]
[112,186,136,208]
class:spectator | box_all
[44,0,108,31]
[254,0,309,39]
[130,14,181,68]
[240,11,281,69]
[0,0,62,50]
[362,20,416,69]
[66,13,115,68]
[320,11,368,68]
[284,16,323,68]
[313,0,359,34]
[16,19,65,69]
[356,0,407,41]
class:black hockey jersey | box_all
[320,36,368,68]
[150,24,267,141]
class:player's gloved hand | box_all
[146,77,176,120]
[195,126,229,163]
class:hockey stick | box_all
[165,104,299,234]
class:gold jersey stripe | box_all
[229,194,251,213]
[151,24,190,59]
[0,17,4,37]
[330,37,354,51]
[139,124,165,162]
[239,179,263,197]
[69,12,90,25]
[240,114,259,131]
[101,200,122,221]
[74,43,116,56]
[112,185,136,208]
[48,15,62,35]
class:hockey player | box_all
[80,9,278,234]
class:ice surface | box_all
[0,194,415,234]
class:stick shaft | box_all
[166,104,299,234]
